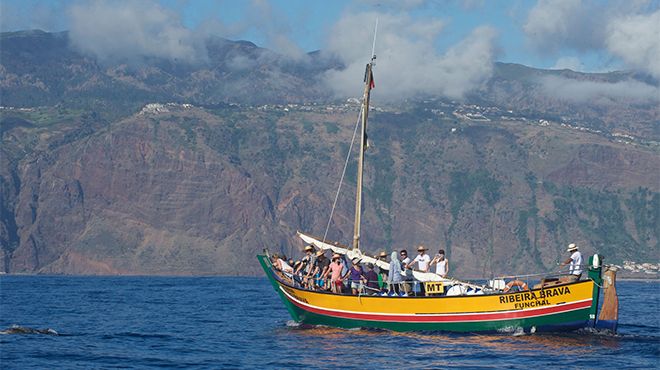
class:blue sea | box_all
[1,276,658,369]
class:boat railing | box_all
[494,263,596,281]
[265,250,595,296]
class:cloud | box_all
[0,1,67,32]
[524,1,660,77]
[539,76,660,103]
[67,0,207,64]
[523,0,606,53]
[606,10,660,78]
[322,12,497,100]
[247,0,307,60]
[551,56,584,71]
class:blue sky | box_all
[1,0,658,76]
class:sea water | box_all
[1,276,658,369]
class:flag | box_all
[369,70,375,90]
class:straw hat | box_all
[304,245,314,252]
[316,250,325,257]
[378,251,388,258]
[566,243,578,252]
[332,253,341,260]
[351,257,361,264]
[417,245,427,252]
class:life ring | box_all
[503,280,528,293]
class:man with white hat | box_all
[407,245,431,273]
[560,243,583,282]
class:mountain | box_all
[0,30,338,115]
[1,30,658,276]
[2,30,657,139]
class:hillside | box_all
[1,102,658,276]
[1,30,658,277]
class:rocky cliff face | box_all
[2,104,658,276]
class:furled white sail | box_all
[298,231,463,284]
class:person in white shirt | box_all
[407,245,431,272]
[430,249,449,278]
[560,243,583,282]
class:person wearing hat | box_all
[343,257,366,295]
[324,253,346,294]
[295,245,317,288]
[405,246,431,295]
[312,250,330,290]
[376,251,389,290]
[407,245,431,273]
[560,243,583,282]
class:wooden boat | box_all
[258,33,619,333]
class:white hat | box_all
[566,243,578,252]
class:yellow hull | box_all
[259,255,600,332]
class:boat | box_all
[257,33,620,334]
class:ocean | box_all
[1,276,658,369]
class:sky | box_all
[1,0,659,101]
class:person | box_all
[430,249,449,278]
[313,250,330,290]
[399,249,412,294]
[560,243,583,282]
[344,258,366,295]
[325,253,345,294]
[363,263,380,293]
[399,249,411,267]
[386,251,404,296]
[271,254,294,276]
[407,245,431,272]
[296,245,316,288]
[377,251,388,290]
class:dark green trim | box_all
[587,255,603,326]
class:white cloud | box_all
[67,0,207,64]
[540,76,660,103]
[606,10,660,78]
[247,0,307,60]
[523,0,605,53]
[551,56,583,71]
[524,1,660,77]
[322,12,497,100]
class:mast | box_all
[352,56,375,250]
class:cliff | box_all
[2,104,657,276]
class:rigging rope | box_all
[322,105,363,243]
